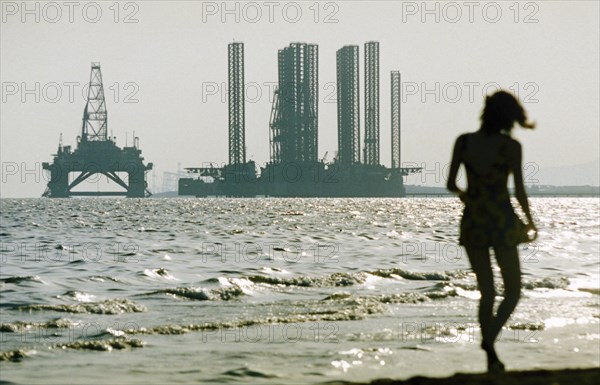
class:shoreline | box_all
[323,368,600,385]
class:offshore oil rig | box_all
[43,63,153,198]
[179,41,421,197]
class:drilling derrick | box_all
[42,62,153,198]
[364,41,380,166]
[274,43,319,163]
[262,42,321,196]
[391,71,401,169]
[336,45,361,165]
[82,64,108,141]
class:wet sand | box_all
[325,368,600,385]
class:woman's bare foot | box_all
[481,341,505,373]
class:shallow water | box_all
[1,198,598,384]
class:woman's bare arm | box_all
[510,140,535,226]
[447,135,465,198]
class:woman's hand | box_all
[525,222,538,241]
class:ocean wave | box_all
[507,321,545,331]
[522,277,570,290]
[145,286,245,301]
[0,318,74,333]
[141,268,178,280]
[85,275,121,283]
[57,290,95,302]
[0,276,43,284]
[220,367,279,379]
[19,299,146,314]
[0,338,145,362]
[121,289,460,337]
[143,269,476,304]
[450,276,571,293]
[123,305,384,336]
[235,268,468,289]
[369,268,469,281]
[243,272,366,287]
[52,337,145,351]
[322,288,458,304]
[0,349,31,362]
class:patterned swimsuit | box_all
[459,133,523,248]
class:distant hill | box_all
[536,158,600,186]
[405,185,599,197]
[406,158,600,197]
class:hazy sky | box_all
[1,1,599,197]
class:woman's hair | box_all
[480,90,535,134]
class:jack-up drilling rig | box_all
[179,41,422,197]
[43,63,152,198]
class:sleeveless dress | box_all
[459,133,523,248]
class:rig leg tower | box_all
[336,45,361,166]
[363,41,380,166]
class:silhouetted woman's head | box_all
[480,90,535,134]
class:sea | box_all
[0,197,598,384]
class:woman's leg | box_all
[465,245,507,371]
[490,245,522,343]
[464,246,496,350]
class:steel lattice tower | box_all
[272,42,319,163]
[81,62,108,142]
[391,71,401,169]
[269,87,282,163]
[364,41,380,166]
[336,45,360,165]
[228,42,245,165]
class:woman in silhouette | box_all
[447,90,537,373]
